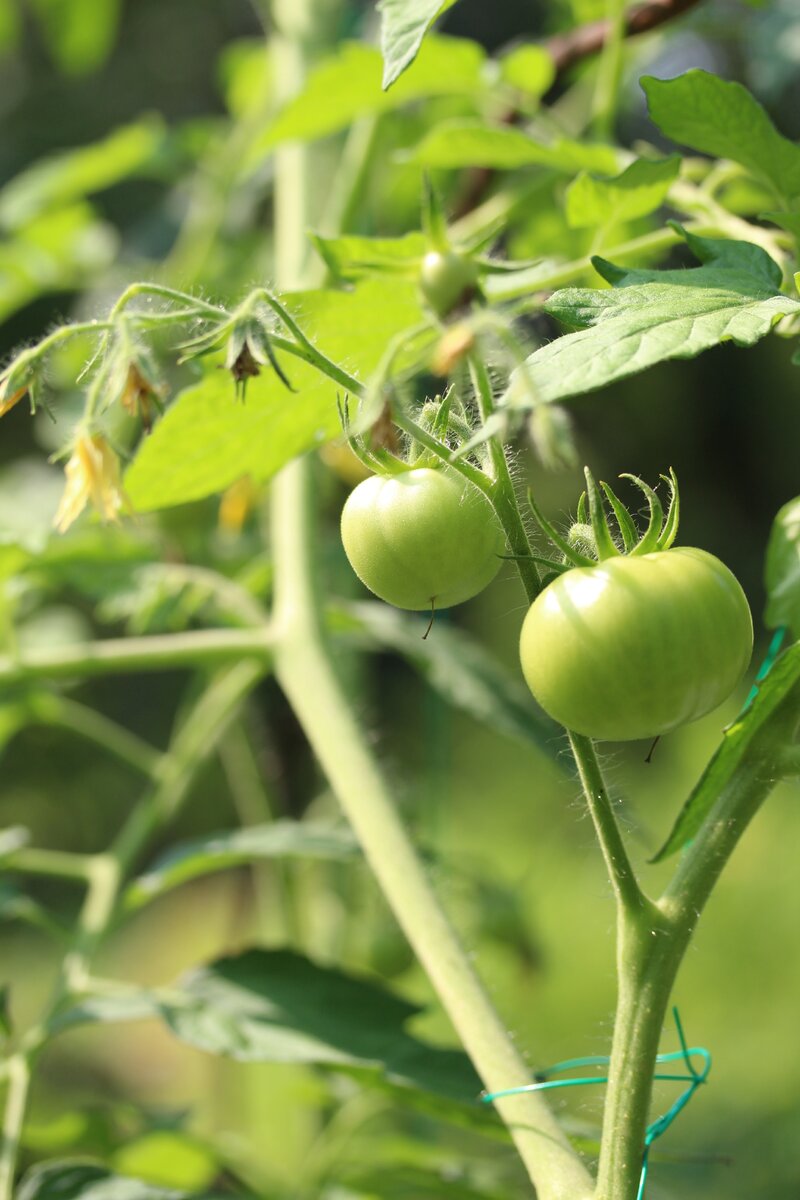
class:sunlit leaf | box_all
[123,822,358,911]
[565,156,681,228]
[407,119,621,173]
[258,37,483,152]
[504,230,800,404]
[499,44,555,100]
[16,1161,228,1200]
[126,279,423,512]
[642,70,800,204]
[652,641,800,860]
[29,0,122,74]
[0,119,166,230]
[377,0,459,88]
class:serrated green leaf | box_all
[333,601,563,765]
[407,118,621,174]
[123,822,358,912]
[765,497,800,637]
[126,279,423,512]
[30,0,121,75]
[163,949,481,1103]
[16,1161,227,1200]
[0,118,165,230]
[499,44,555,100]
[652,642,800,861]
[504,231,800,404]
[565,156,681,229]
[378,0,458,88]
[259,37,483,152]
[642,71,800,205]
[311,232,425,281]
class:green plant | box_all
[0,2,799,1200]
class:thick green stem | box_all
[594,688,800,1199]
[271,461,593,1200]
[468,355,539,600]
[0,626,273,685]
[569,733,644,915]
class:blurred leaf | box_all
[0,881,69,941]
[0,118,166,230]
[123,821,358,912]
[565,156,681,228]
[377,0,458,88]
[499,44,556,100]
[258,37,484,151]
[341,1162,510,1200]
[407,119,621,173]
[112,1133,218,1192]
[333,601,563,765]
[126,279,423,512]
[29,526,159,600]
[763,211,800,240]
[0,459,66,553]
[642,71,800,204]
[505,230,800,404]
[765,496,800,636]
[652,641,800,861]
[29,0,122,74]
[162,949,482,1102]
[310,232,425,281]
[0,204,117,321]
[0,0,20,52]
[0,984,11,1040]
[218,39,271,118]
[16,1161,230,1200]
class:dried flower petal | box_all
[54,435,126,534]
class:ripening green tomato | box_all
[519,548,753,741]
[340,467,504,611]
[418,250,479,317]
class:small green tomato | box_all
[418,250,478,318]
[341,467,504,611]
[519,548,753,741]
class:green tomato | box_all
[418,250,478,317]
[519,548,753,741]
[340,467,504,611]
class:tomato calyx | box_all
[528,466,681,577]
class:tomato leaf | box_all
[499,44,555,101]
[125,279,423,512]
[652,641,800,861]
[764,496,800,638]
[122,821,358,912]
[332,600,564,765]
[504,229,800,404]
[29,0,122,75]
[407,118,621,174]
[0,118,166,230]
[378,0,459,88]
[162,949,481,1103]
[258,37,483,153]
[310,231,425,281]
[642,71,800,205]
[564,155,681,229]
[16,1161,229,1200]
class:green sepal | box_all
[623,474,664,555]
[584,467,620,560]
[600,481,638,552]
[657,468,680,549]
[527,488,595,567]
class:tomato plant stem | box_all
[468,354,539,600]
[271,457,594,1200]
[568,732,645,915]
[0,626,273,684]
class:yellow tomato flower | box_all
[53,434,126,534]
